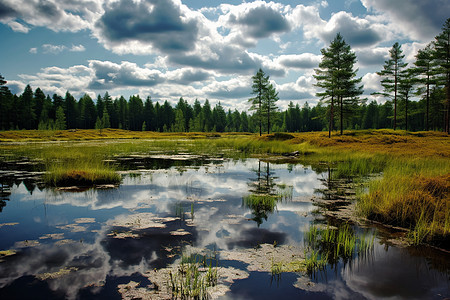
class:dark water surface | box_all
[0,158,448,299]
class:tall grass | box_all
[169,252,218,300]
[304,224,375,274]
[358,158,449,245]
[36,143,121,186]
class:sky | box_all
[0,0,449,111]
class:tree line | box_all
[0,18,449,134]
[314,18,450,136]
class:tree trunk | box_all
[329,96,334,138]
[340,96,343,135]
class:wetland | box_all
[0,130,449,299]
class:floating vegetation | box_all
[303,224,375,274]
[0,249,16,261]
[117,248,248,300]
[0,222,19,228]
[221,243,304,273]
[35,267,78,281]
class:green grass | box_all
[304,224,375,273]
[169,252,218,300]
[358,159,449,245]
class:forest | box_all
[0,18,449,134]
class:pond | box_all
[0,157,449,299]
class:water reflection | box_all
[0,158,448,299]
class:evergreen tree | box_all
[101,106,110,128]
[433,18,450,133]
[51,94,64,120]
[398,68,415,130]
[103,92,118,128]
[262,83,278,134]
[96,95,104,119]
[34,88,46,128]
[231,109,241,132]
[414,43,435,130]
[55,106,66,130]
[249,68,269,136]
[240,111,249,132]
[65,91,78,129]
[375,42,408,130]
[19,85,36,130]
[315,33,363,136]
[128,95,144,130]
[202,99,212,131]
[0,74,13,130]
[143,96,155,131]
[173,109,185,132]
[117,96,128,129]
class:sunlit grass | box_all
[358,160,449,245]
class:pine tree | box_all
[0,74,13,130]
[19,85,36,129]
[433,18,450,133]
[55,106,66,130]
[398,68,415,131]
[34,88,46,128]
[101,106,110,128]
[143,96,155,131]
[262,83,278,134]
[375,42,408,130]
[315,33,364,136]
[173,109,185,132]
[414,43,435,130]
[249,68,269,136]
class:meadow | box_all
[0,128,448,247]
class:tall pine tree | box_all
[314,33,363,136]
[375,42,408,130]
[249,68,269,136]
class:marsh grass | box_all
[358,160,449,245]
[34,143,121,187]
[169,252,218,300]
[304,224,375,274]
[1,129,449,245]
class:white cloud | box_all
[70,44,86,52]
[42,44,67,54]
[29,47,37,54]
[362,72,381,94]
[276,53,321,69]
[7,20,29,33]
[0,0,99,32]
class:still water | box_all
[0,158,448,299]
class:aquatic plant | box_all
[303,224,375,273]
[168,252,219,300]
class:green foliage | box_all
[314,33,364,136]
[375,42,408,130]
[55,106,67,130]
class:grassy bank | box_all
[0,129,449,245]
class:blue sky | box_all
[1,0,449,110]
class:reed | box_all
[304,224,375,273]
[169,252,218,300]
